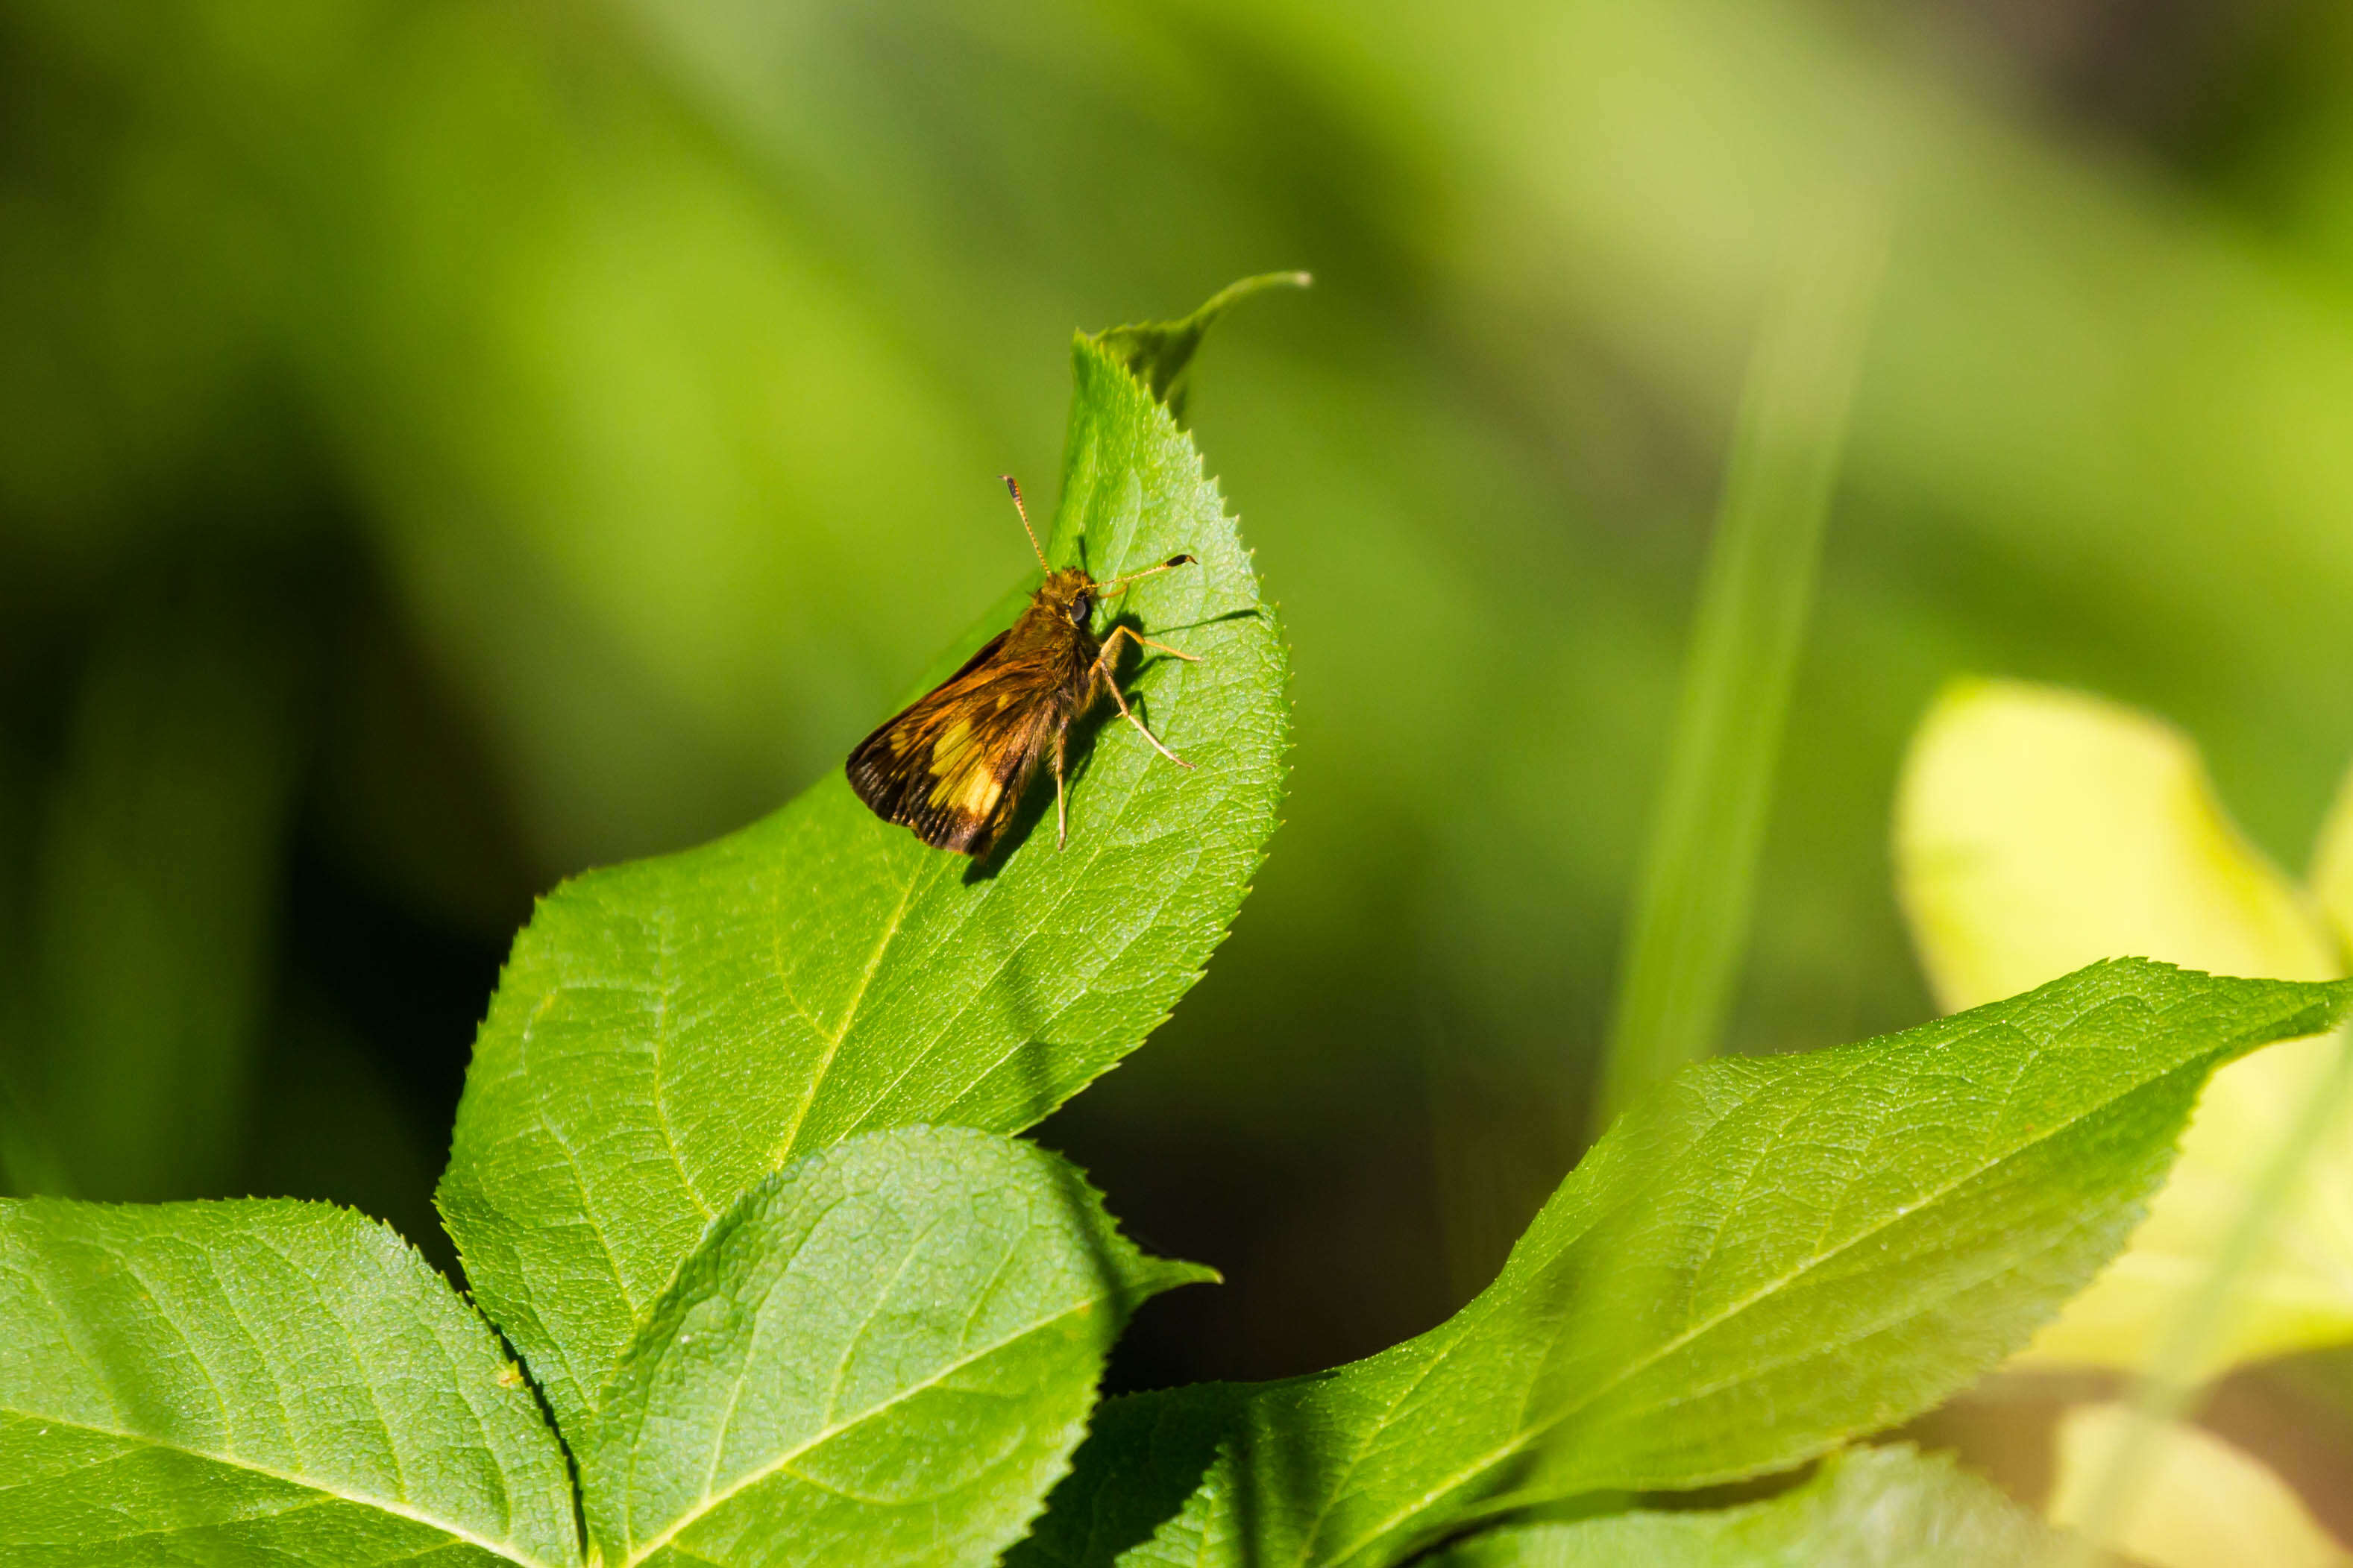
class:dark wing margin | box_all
[846,632,1058,855]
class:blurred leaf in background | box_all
[2049,1402,2353,1568]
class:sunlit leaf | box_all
[1894,680,2338,1007]
[438,303,1288,1437]
[1425,1445,2060,1567]
[0,1198,580,1567]
[1894,679,2353,1373]
[1011,960,2350,1568]
[582,1127,1209,1568]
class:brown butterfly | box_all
[846,477,1200,857]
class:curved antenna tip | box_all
[1000,475,1049,570]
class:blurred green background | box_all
[5,0,2353,1421]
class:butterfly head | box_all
[1037,567,1099,629]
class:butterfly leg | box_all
[1090,634,1194,769]
[1052,728,1069,849]
[1100,623,1200,664]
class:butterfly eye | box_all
[1069,593,1093,625]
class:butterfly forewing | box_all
[846,626,1073,855]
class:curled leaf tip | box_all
[1089,271,1312,424]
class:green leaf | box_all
[1424,1445,2061,1567]
[581,1126,1209,1568]
[1011,960,2352,1568]
[438,306,1287,1438]
[0,1197,580,1567]
[1894,679,2353,1373]
[1090,272,1309,426]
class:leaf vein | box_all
[773,854,929,1164]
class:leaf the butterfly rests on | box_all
[436,282,1294,1438]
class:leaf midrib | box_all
[0,1407,568,1568]
[770,851,933,1168]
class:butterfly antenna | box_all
[1002,476,1050,572]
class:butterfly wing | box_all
[846,631,1064,855]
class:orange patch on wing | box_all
[925,720,1008,817]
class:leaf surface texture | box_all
[0,1198,581,1567]
[582,1127,1208,1567]
[1896,679,2353,1371]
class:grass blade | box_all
[1593,198,1885,1135]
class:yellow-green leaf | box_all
[1894,679,2353,1373]
[2313,761,2353,960]
[2047,1402,2351,1568]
